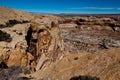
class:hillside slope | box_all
[31,48,120,80]
[0,7,32,27]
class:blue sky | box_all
[0,0,120,14]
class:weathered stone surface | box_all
[0,7,120,80]
[27,20,65,70]
[31,48,120,80]
[0,48,36,71]
[59,16,120,53]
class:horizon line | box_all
[29,11,120,15]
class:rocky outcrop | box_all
[59,16,120,53]
[31,48,120,80]
[59,16,120,31]
[0,7,120,80]
[0,7,65,72]
[27,20,65,71]
[0,46,36,72]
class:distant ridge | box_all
[54,13,120,18]
[29,11,120,17]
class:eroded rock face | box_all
[26,20,65,70]
[0,8,65,72]
[0,20,65,72]
[0,46,36,71]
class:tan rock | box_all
[31,48,120,80]
[27,20,65,70]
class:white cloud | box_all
[117,8,120,10]
[70,7,114,10]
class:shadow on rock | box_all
[0,66,31,80]
[70,75,100,80]
[0,30,12,42]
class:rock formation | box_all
[59,16,120,53]
[0,7,65,72]
[27,20,65,71]
[0,7,120,80]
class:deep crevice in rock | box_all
[0,62,8,69]
[0,30,12,42]
[25,27,32,47]
[0,20,29,28]
[70,75,100,80]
